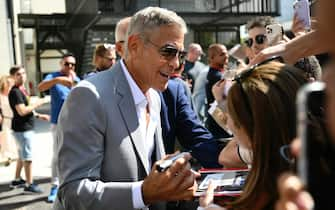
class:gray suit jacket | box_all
[54,62,166,210]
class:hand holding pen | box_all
[142,151,200,204]
[156,152,191,172]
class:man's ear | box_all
[94,56,100,66]
[127,34,142,57]
[115,43,123,57]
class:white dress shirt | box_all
[120,60,161,209]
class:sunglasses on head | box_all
[244,34,267,48]
[64,62,76,67]
[146,39,188,65]
[222,56,284,120]
[232,56,284,82]
[103,43,115,50]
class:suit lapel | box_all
[115,63,150,175]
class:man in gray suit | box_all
[55,7,198,210]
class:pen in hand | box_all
[156,152,191,172]
[156,138,234,172]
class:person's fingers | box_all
[153,152,192,187]
[290,138,301,157]
[199,180,217,207]
[293,21,307,36]
[275,200,299,210]
[161,151,180,160]
[293,13,298,22]
[171,160,192,183]
[173,170,197,195]
[169,184,196,201]
[167,152,192,175]
[296,191,315,210]
[152,151,187,181]
[276,173,314,210]
[212,80,228,102]
[310,18,318,31]
[275,173,304,210]
[278,173,304,200]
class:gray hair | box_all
[125,7,187,56]
[115,17,131,43]
[188,43,204,54]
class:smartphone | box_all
[296,82,335,210]
[265,23,283,46]
[293,0,311,30]
[195,169,248,197]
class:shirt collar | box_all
[120,59,146,106]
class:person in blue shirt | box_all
[37,53,80,203]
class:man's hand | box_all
[142,152,200,204]
[292,14,307,37]
[37,113,50,121]
[212,80,226,104]
[55,76,74,87]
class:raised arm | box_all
[251,30,327,65]
[38,77,73,92]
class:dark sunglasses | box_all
[146,39,188,65]
[244,34,267,48]
[64,62,76,67]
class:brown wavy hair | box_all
[226,62,308,210]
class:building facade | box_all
[14,0,280,85]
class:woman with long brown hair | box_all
[199,61,308,210]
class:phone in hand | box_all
[293,0,311,30]
[296,82,335,210]
[265,23,283,46]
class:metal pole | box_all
[6,0,16,65]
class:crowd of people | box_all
[0,0,335,209]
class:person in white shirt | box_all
[54,7,199,210]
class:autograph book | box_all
[195,168,249,197]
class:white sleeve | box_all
[132,181,147,209]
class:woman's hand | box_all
[198,181,226,209]
[199,180,216,208]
